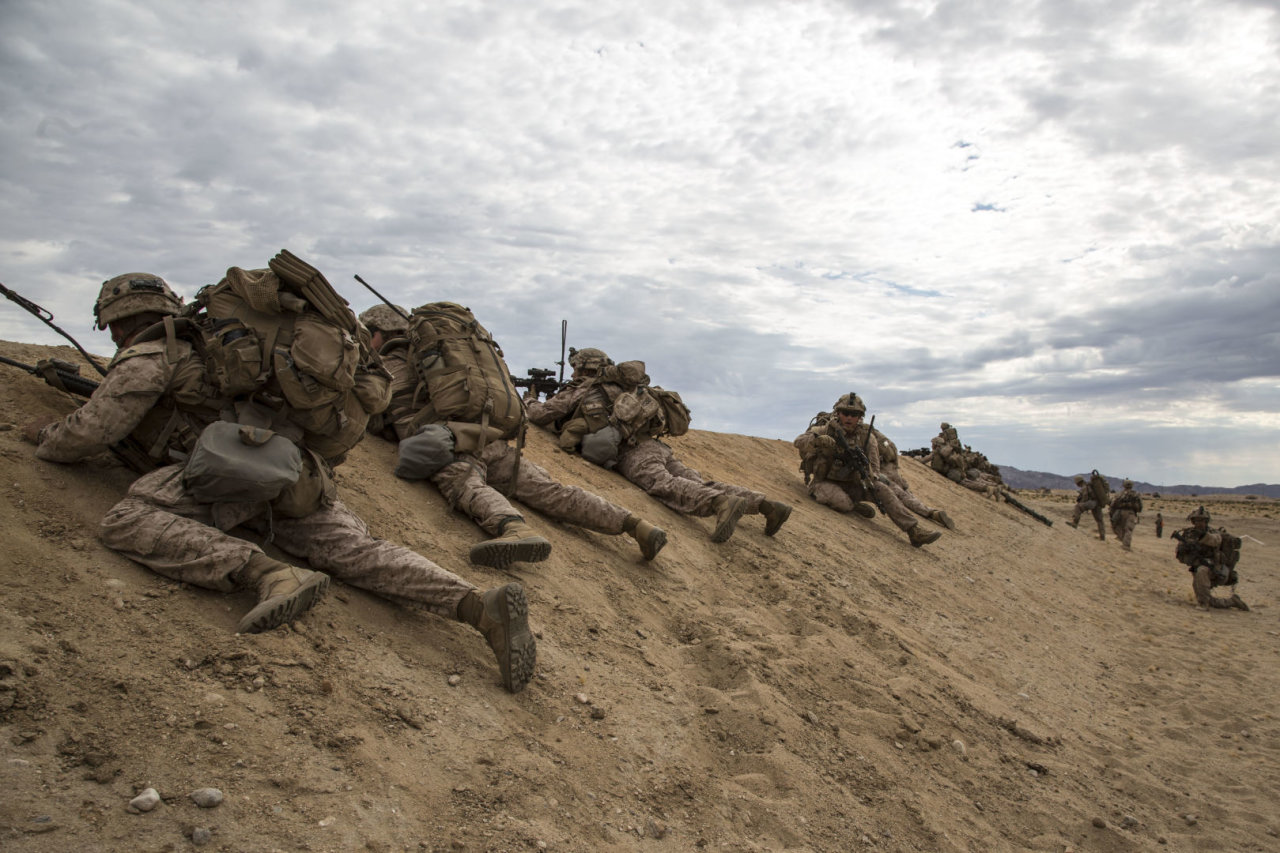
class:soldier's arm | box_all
[525,383,585,426]
[35,351,169,463]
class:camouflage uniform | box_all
[37,338,476,620]
[874,428,953,529]
[927,424,1001,498]
[1068,476,1107,540]
[794,395,942,547]
[1173,508,1247,610]
[526,360,791,542]
[375,343,631,538]
[1109,480,1143,550]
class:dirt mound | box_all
[1,339,1277,852]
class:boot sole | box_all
[236,573,329,634]
[852,503,876,519]
[490,584,537,693]
[469,538,553,570]
[763,504,792,537]
[711,499,747,543]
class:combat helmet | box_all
[1187,505,1211,523]
[833,392,866,416]
[94,273,183,329]
[1073,475,1086,485]
[358,304,410,334]
[569,347,613,374]
[1123,479,1134,489]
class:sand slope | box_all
[1,339,1277,852]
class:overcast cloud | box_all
[2,0,1277,487]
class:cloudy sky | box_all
[2,0,1278,487]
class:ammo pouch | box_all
[581,425,622,469]
[446,421,507,456]
[395,424,457,480]
[183,421,303,504]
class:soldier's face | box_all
[837,410,862,430]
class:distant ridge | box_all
[997,465,1280,498]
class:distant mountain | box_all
[997,466,1280,498]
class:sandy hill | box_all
[1,339,1278,853]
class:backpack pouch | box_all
[184,421,303,504]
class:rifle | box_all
[1000,490,1053,527]
[510,367,562,399]
[0,283,108,376]
[831,414,885,512]
[1,355,101,398]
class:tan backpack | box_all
[403,302,525,439]
[194,251,391,463]
[1088,470,1111,507]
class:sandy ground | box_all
[1,339,1278,853]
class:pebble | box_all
[192,827,212,846]
[590,707,606,720]
[190,788,223,808]
[1092,817,1107,829]
[951,739,966,756]
[1184,814,1198,826]
[575,693,590,705]
[1121,815,1139,829]
[129,788,161,813]
[447,675,461,687]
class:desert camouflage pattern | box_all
[795,419,921,533]
[615,436,765,516]
[1110,485,1144,547]
[377,345,632,534]
[36,345,475,617]
[102,464,474,617]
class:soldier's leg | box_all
[811,481,874,517]
[101,464,327,633]
[1093,507,1106,540]
[615,440,721,516]
[432,451,551,568]
[100,464,253,591]
[271,500,474,618]
[1122,514,1137,548]
[487,446,629,534]
[665,451,793,534]
[873,480,941,547]
[431,455,516,535]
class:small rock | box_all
[1092,817,1107,829]
[189,788,223,808]
[1121,815,1139,829]
[590,707,606,720]
[129,787,161,813]
[951,739,966,756]
[447,675,462,687]
[575,693,590,705]
[645,819,668,839]
[1184,814,1197,826]
[192,827,212,846]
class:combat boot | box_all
[1067,519,1079,529]
[710,495,749,543]
[1228,594,1250,611]
[908,524,942,548]
[235,553,329,634]
[760,500,793,537]
[469,516,552,570]
[851,501,876,518]
[931,509,956,531]
[457,584,537,692]
[623,515,667,561]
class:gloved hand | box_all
[814,434,836,453]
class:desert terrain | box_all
[1,339,1277,852]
